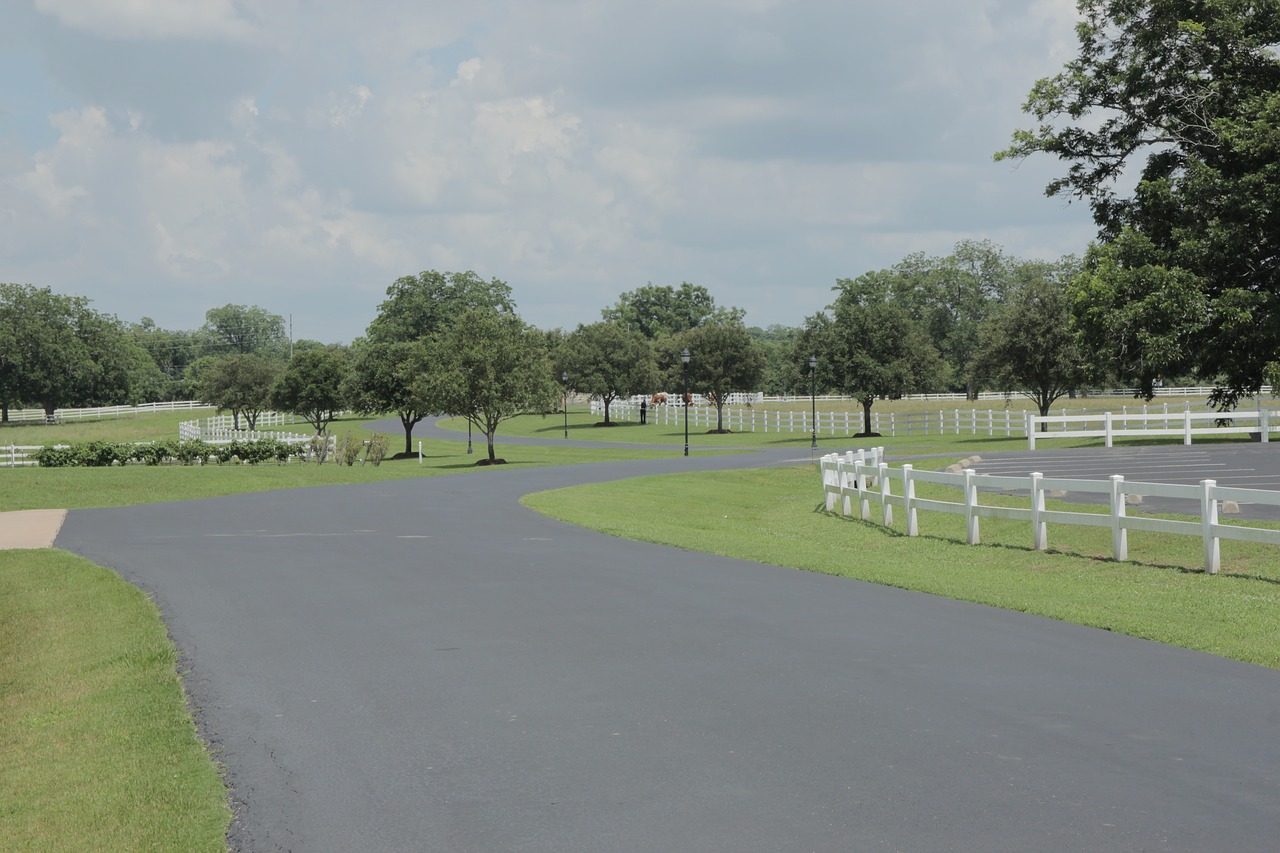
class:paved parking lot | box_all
[966,443,1280,519]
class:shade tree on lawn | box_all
[271,346,351,434]
[667,320,767,433]
[558,322,658,426]
[423,307,558,463]
[974,258,1086,430]
[345,340,435,455]
[802,280,946,435]
[197,353,282,430]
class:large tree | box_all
[996,0,1280,407]
[672,320,767,433]
[365,270,515,344]
[975,259,1086,427]
[559,322,657,425]
[271,346,351,434]
[804,289,946,435]
[346,340,435,455]
[197,353,282,430]
[602,282,743,340]
[0,283,147,420]
[424,308,558,463]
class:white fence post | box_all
[1202,480,1220,574]
[1184,410,1193,445]
[903,464,917,536]
[1104,412,1113,448]
[856,459,871,520]
[1031,472,1047,550]
[878,461,893,526]
[964,468,980,544]
[1028,413,1037,450]
[1110,475,1127,561]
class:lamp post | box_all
[809,355,818,451]
[562,371,569,439]
[681,348,691,457]
[466,408,473,455]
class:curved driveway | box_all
[56,425,1280,852]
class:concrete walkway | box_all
[0,508,66,549]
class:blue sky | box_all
[0,0,1095,343]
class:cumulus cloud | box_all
[1,0,1096,341]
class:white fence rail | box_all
[819,451,1280,574]
[1028,408,1280,448]
[2,400,211,424]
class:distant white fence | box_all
[819,450,1280,574]
[2,400,211,424]
[178,411,299,441]
[1028,408,1280,449]
[594,399,1213,440]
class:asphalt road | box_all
[55,427,1280,852]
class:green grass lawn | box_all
[0,549,229,851]
[522,463,1280,669]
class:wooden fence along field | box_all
[819,450,1280,574]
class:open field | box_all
[0,549,229,851]
[522,462,1280,669]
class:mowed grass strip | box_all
[521,464,1280,669]
[0,549,229,851]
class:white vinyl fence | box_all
[2,400,211,424]
[819,450,1280,574]
[1028,408,1280,448]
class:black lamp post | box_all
[562,371,569,439]
[466,411,473,454]
[809,355,818,450]
[681,348,691,457]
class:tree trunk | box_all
[401,415,415,455]
[2,402,8,423]
[862,397,874,433]
[246,411,259,430]
[1039,397,1051,432]
[603,397,612,424]
[487,429,498,462]
[716,403,725,432]
[233,410,241,430]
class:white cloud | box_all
[34,0,257,42]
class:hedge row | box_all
[36,438,307,467]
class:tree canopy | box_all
[197,353,282,431]
[346,340,436,454]
[997,0,1280,406]
[202,304,288,358]
[271,346,351,434]
[673,320,767,433]
[802,294,945,433]
[559,322,657,425]
[365,270,516,344]
[424,308,558,462]
[975,259,1085,424]
[0,283,150,419]
[602,282,743,340]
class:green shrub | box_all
[365,433,389,467]
[36,445,77,467]
[174,440,210,466]
[337,432,362,467]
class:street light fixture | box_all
[809,355,818,451]
[562,371,569,439]
[681,348,691,457]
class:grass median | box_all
[522,462,1280,669]
[0,549,229,850]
